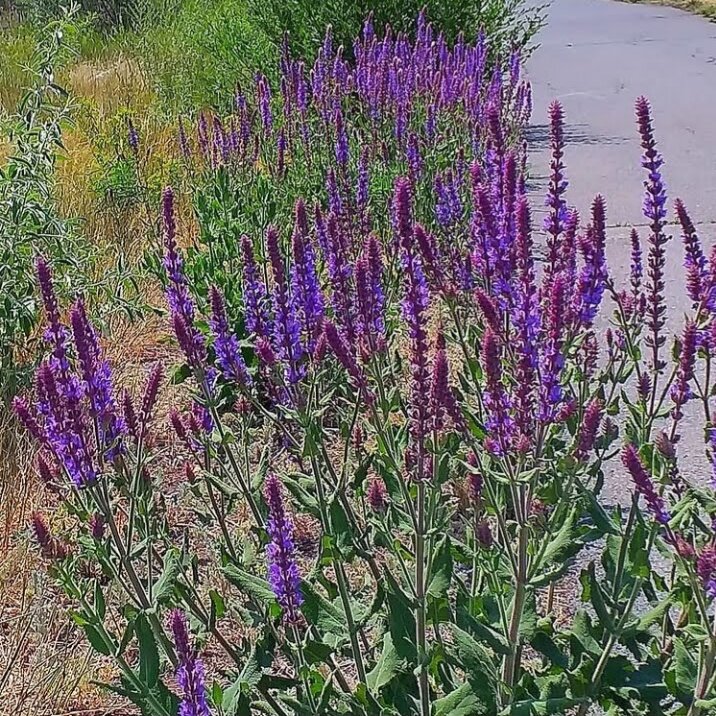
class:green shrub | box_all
[247,0,545,63]
[139,0,273,113]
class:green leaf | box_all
[301,581,347,636]
[153,548,181,605]
[447,624,498,684]
[434,682,487,716]
[385,575,417,661]
[587,563,615,633]
[367,633,402,691]
[530,631,568,669]
[673,639,698,694]
[533,508,578,578]
[427,535,453,600]
[329,496,353,554]
[83,624,111,656]
[223,564,276,604]
[627,520,649,578]
[303,639,334,665]
[457,606,510,655]
[501,698,586,715]
[94,581,106,621]
[135,614,160,689]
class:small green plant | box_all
[0,7,89,399]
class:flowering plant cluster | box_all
[16,12,716,716]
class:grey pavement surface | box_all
[528,0,716,226]
[527,0,716,506]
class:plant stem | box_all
[502,522,528,698]
[416,479,430,716]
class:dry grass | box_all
[0,47,188,715]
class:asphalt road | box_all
[527,0,716,505]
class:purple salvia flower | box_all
[481,328,514,456]
[697,546,716,599]
[540,273,568,421]
[127,117,139,155]
[139,363,163,438]
[36,257,71,382]
[162,187,194,326]
[169,610,211,716]
[209,286,251,387]
[355,234,386,356]
[256,74,273,134]
[621,443,670,525]
[675,199,708,308]
[13,396,45,443]
[267,225,305,385]
[325,214,356,345]
[573,195,608,328]
[290,200,324,351]
[636,96,669,378]
[429,332,464,434]
[367,477,387,513]
[70,299,124,459]
[670,320,697,420]
[173,313,208,374]
[240,235,270,338]
[35,361,97,486]
[513,198,539,441]
[575,399,603,460]
[264,474,303,623]
[356,148,370,213]
[392,177,413,252]
[178,117,191,161]
[122,390,139,443]
[402,236,431,477]
[323,320,369,396]
[276,129,287,179]
[406,132,422,182]
[334,107,349,166]
[542,101,568,297]
[630,228,643,301]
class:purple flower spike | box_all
[162,187,195,327]
[264,474,303,623]
[543,101,568,283]
[169,610,211,716]
[621,443,670,525]
[573,195,608,328]
[429,333,464,434]
[139,363,163,437]
[576,399,603,460]
[69,299,124,459]
[367,477,387,513]
[540,273,568,421]
[630,228,643,301]
[697,546,716,599]
[127,117,139,155]
[267,225,305,385]
[482,328,514,456]
[36,257,71,381]
[209,286,251,387]
[670,320,697,421]
[240,235,270,338]
[290,200,324,351]
[675,199,708,309]
[636,96,669,377]
[392,177,413,252]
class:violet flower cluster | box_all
[14,259,125,487]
